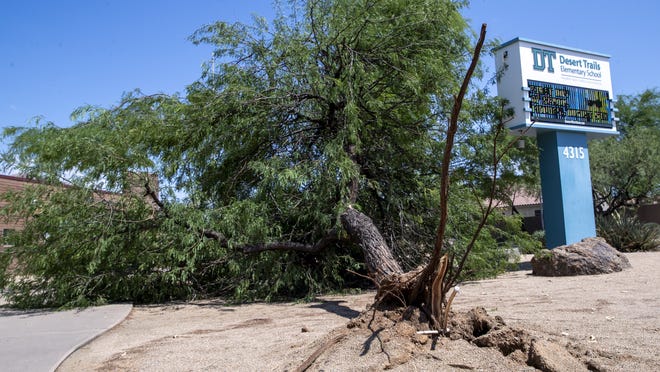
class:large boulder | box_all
[531,237,631,276]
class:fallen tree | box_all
[1,1,537,312]
[142,21,497,330]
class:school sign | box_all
[493,38,618,248]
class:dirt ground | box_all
[58,252,660,371]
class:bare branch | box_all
[405,24,488,307]
[142,180,229,245]
[142,176,341,256]
[429,24,487,272]
[240,229,341,254]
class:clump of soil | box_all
[291,306,594,372]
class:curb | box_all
[51,304,133,372]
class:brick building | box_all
[0,175,40,238]
[0,173,159,241]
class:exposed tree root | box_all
[294,306,596,371]
[294,331,350,372]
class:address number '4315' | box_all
[563,146,585,159]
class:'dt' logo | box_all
[532,48,557,73]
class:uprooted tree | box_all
[0,0,539,321]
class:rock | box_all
[393,321,417,338]
[473,326,530,356]
[412,333,429,345]
[531,237,631,276]
[528,339,588,372]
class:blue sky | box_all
[2,0,659,130]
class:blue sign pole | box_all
[537,131,597,248]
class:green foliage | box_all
[533,248,553,260]
[436,185,537,281]
[596,211,660,252]
[590,89,660,215]
[614,88,659,135]
[453,96,540,201]
[0,184,229,308]
[1,0,538,308]
[527,230,546,252]
[0,183,363,308]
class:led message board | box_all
[528,80,611,127]
[493,38,618,138]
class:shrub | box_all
[529,230,546,251]
[596,210,660,252]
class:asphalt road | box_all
[0,300,132,372]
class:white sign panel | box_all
[494,38,618,138]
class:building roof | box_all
[511,189,542,207]
[0,174,42,184]
[493,188,542,209]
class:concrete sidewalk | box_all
[0,301,132,372]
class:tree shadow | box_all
[360,327,384,356]
[309,300,360,319]
[0,308,55,317]
[0,305,93,318]
[517,260,532,271]
[138,299,236,312]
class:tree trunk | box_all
[339,207,431,309]
[340,207,403,283]
[338,24,488,318]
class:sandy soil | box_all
[58,252,660,371]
